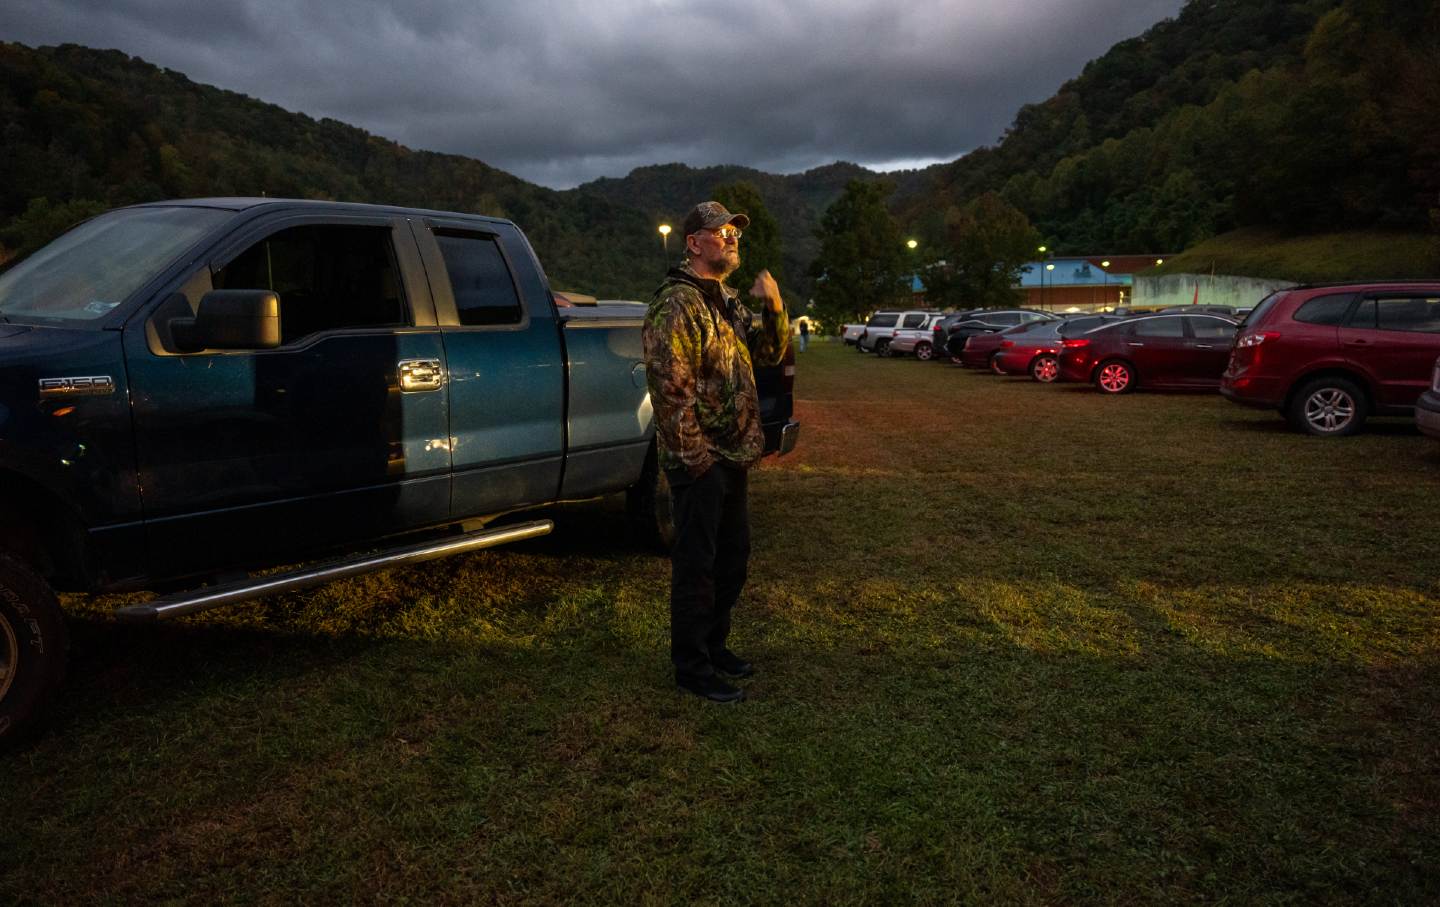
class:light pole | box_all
[658,224,671,266]
[1036,245,1047,309]
[1101,260,1110,311]
[1045,263,1055,312]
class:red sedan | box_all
[1058,314,1238,393]
[960,324,1030,370]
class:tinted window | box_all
[1132,317,1185,338]
[1349,299,1377,329]
[435,233,524,326]
[214,224,408,344]
[1187,317,1236,339]
[989,312,1024,326]
[1376,297,1440,333]
[1060,317,1105,336]
[867,313,899,328]
[1293,294,1355,325]
[1240,291,1284,328]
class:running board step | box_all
[114,519,553,622]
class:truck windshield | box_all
[0,206,230,325]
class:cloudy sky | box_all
[4,0,1186,189]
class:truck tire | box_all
[626,445,675,554]
[0,554,68,749]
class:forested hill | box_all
[898,0,1439,260]
[0,42,678,298]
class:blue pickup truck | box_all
[0,198,797,745]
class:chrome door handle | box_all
[1195,344,1214,350]
[1127,342,1144,347]
[398,358,445,393]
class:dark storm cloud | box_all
[2,0,1187,188]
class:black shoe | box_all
[712,650,755,679]
[676,673,745,703]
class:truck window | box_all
[212,224,408,345]
[434,232,524,327]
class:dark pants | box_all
[668,461,751,680]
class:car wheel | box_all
[1287,376,1368,437]
[1030,355,1059,383]
[875,339,891,357]
[915,341,933,361]
[0,554,69,750]
[626,444,674,554]
[1095,359,1134,394]
[989,353,1006,375]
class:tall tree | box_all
[944,192,1041,309]
[808,180,908,332]
[710,181,784,304]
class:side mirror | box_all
[173,289,281,352]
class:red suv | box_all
[1220,283,1440,436]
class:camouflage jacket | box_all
[643,264,789,476]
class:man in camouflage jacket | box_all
[643,201,788,703]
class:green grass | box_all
[4,342,1439,903]
[1153,227,1440,283]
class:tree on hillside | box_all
[710,181,784,304]
[943,192,1040,309]
[808,180,909,331]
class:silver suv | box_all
[858,309,937,355]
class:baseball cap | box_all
[681,201,750,239]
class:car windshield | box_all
[0,206,230,324]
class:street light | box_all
[1045,262,1055,312]
[1100,260,1110,311]
[1155,258,1164,266]
[906,238,918,250]
[658,224,672,267]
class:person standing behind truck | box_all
[643,201,789,703]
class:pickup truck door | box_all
[410,219,566,517]
[122,214,453,578]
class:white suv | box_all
[858,309,936,355]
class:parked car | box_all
[992,315,1127,381]
[858,309,936,355]
[941,309,1059,362]
[1159,304,1237,317]
[1220,283,1440,436]
[1417,356,1440,439]
[886,314,946,359]
[1059,313,1239,393]
[959,323,1033,370]
[841,323,866,346]
[0,197,800,745]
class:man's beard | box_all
[711,247,740,281]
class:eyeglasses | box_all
[708,226,743,243]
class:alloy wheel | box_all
[916,342,933,361]
[1032,356,1059,383]
[1098,362,1131,393]
[1303,387,1356,434]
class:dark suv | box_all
[1221,283,1440,436]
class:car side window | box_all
[902,313,926,328]
[212,224,409,346]
[1132,317,1185,338]
[1187,317,1236,339]
[1348,299,1377,329]
[990,313,1023,326]
[434,232,524,327]
[1375,297,1440,333]
[867,313,899,328]
[1294,294,1356,326]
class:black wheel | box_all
[874,339,891,357]
[0,554,68,749]
[989,353,1006,375]
[915,341,933,361]
[1287,376,1368,437]
[1095,359,1135,394]
[626,444,675,553]
[1030,354,1059,383]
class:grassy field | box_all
[4,342,1439,904]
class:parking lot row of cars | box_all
[846,283,1440,438]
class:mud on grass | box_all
[4,343,1439,903]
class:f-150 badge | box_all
[38,376,116,398]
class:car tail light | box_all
[1235,331,1278,348]
[1062,339,1090,349]
[962,337,973,351]
[1000,340,1014,348]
